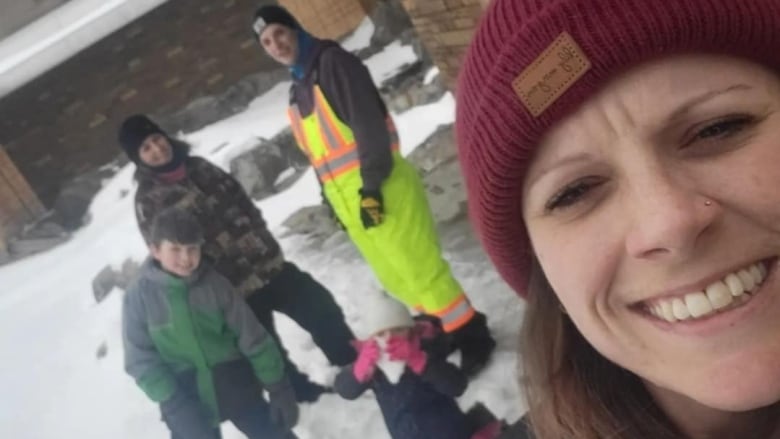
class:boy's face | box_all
[150,240,201,277]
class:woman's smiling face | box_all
[522,54,780,412]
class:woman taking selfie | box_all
[456,0,780,438]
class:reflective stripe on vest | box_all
[287,85,400,184]
[431,294,476,333]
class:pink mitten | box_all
[386,334,413,361]
[387,334,428,375]
[353,339,380,383]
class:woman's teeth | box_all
[647,262,767,322]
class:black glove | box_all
[359,189,384,229]
[450,312,496,377]
[268,379,299,432]
[159,391,217,439]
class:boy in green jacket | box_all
[122,208,298,439]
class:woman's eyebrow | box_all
[665,84,753,125]
[526,152,594,187]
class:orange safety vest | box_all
[287,85,399,184]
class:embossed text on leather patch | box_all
[512,32,592,117]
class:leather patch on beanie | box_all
[512,32,591,117]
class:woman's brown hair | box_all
[520,259,682,439]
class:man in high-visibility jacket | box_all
[251,6,496,376]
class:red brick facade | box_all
[400,0,485,88]
[0,0,279,206]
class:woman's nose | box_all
[624,173,720,261]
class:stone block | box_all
[119,89,137,102]
[64,100,85,115]
[451,5,483,19]
[127,58,142,70]
[403,0,447,15]
[88,114,107,128]
[166,46,184,58]
[453,17,476,28]
[8,235,69,258]
[436,29,474,46]
[199,58,218,71]
[164,77,182,88]
[92,265,117,304]
[207,73,224,86]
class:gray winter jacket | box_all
[122,258,286,424]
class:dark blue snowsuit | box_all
[334,356,474,439]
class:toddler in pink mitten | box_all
[334,295,503,439]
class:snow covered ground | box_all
[0,36,524,438]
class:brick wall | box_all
[400,0,484,88]
[278,0,376,39]
[0,0,280,206]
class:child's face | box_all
[150,240,201,277]
[375,327,411,340]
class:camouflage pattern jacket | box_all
[134,156,285,296]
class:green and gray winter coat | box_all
[134,155,285,297]
[122,258,286,423]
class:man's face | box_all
[259,23,298,66]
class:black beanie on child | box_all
[252,6,300,37]
[118,114,166,162]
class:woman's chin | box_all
[656,357,780,412]
[702,382,780,412]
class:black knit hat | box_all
[118,114,166,161]
[252,5,300,37]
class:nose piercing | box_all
[704,200,712,206]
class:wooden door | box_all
[0,146,44,246]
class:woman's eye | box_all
[690,115,755,144]
[545,177,604,212]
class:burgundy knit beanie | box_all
[456,0,780,298]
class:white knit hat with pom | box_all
[356,293,414,339]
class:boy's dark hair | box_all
[150,208,204,245]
